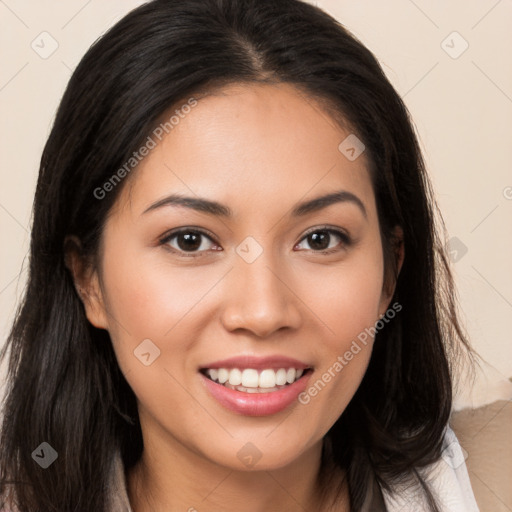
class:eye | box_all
[294,227,351,254]
[159,226,351,257]
[160,228,221,257]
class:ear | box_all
[378,225,404,316]
[64,236,109,330]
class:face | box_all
[79,82,400,472]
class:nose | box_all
[220,252,302,338]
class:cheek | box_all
[294,245,385,422]
[298,249,385,346]
[98,243,221,424]
[100,239,225,340]
[98,235,242,420]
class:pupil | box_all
[309,231,329,250]
[178,233,201,251]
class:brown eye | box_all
[295,228,351,253]
[161,229,220,256]
[175,232,203,251]
[306,230,331,251]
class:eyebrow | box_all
[142,190,367,219]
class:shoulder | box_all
[381,425,480,512]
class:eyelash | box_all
[159,225,352,258]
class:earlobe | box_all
[79,272,109,330]
[64,236,109,330]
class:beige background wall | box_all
[1,0,511,408]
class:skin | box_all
[70,82,403,512]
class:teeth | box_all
[205,367,306,391]
[286,368,296,384]
[228,368,242,386]
[218,368,229,384]
[275,368,287,386]
[241,369,259,387]
[259,369,276,388]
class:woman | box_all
[0,0,479,510]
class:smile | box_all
[201,367,308,393]
[199,356,313,416]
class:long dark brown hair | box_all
[0,0,472,510]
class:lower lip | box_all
[200,372,312,416]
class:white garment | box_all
[382,426,480,512]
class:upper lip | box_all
[200,355,312,371]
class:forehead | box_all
[119,82,375,219]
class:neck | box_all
[126,432,348,512]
